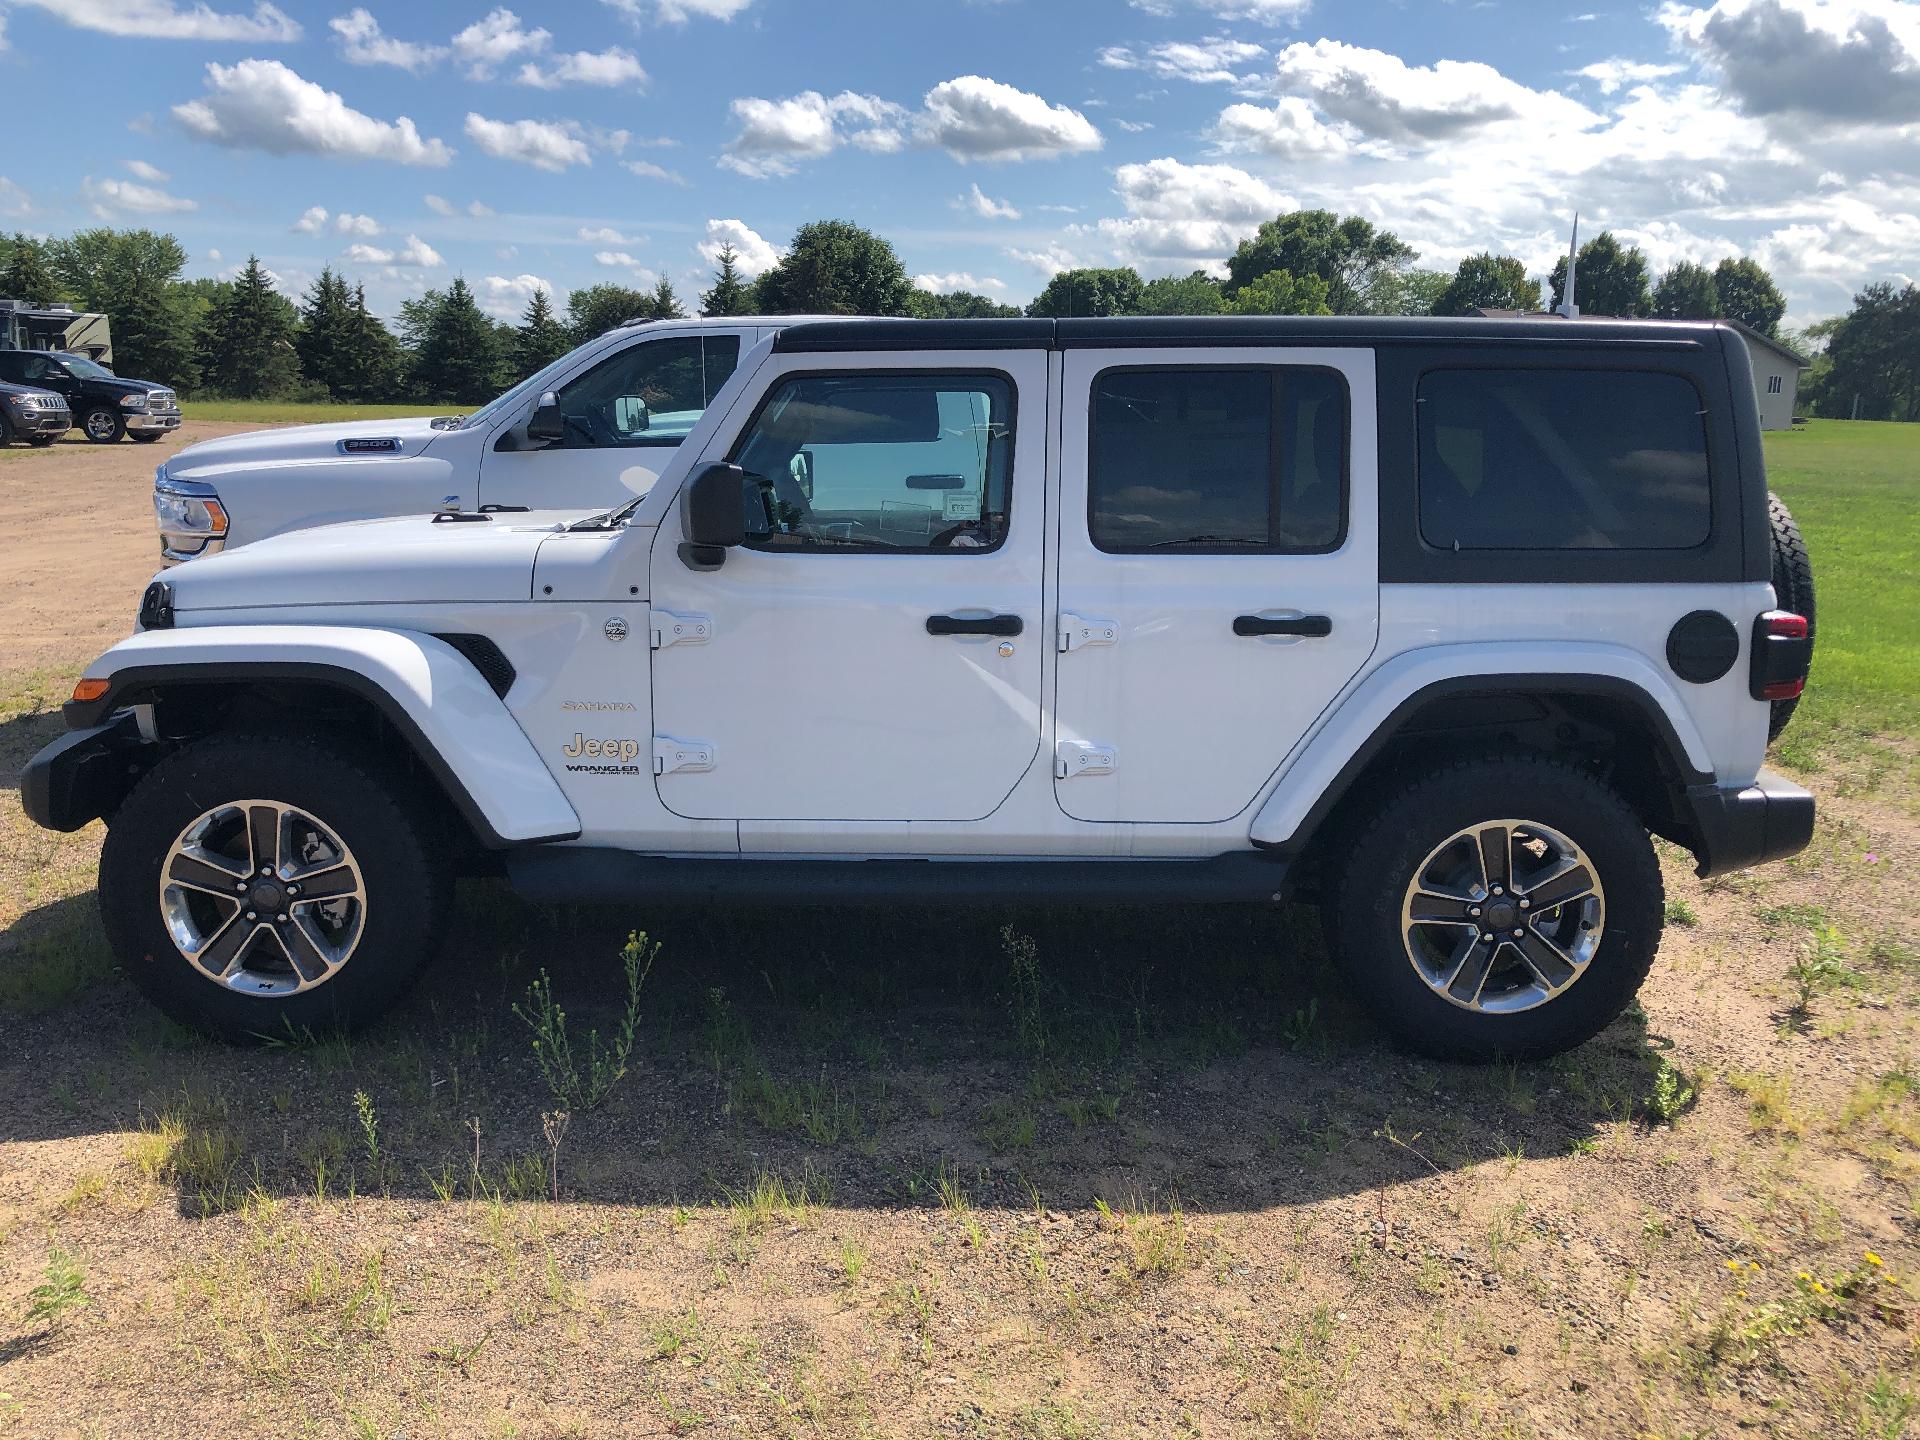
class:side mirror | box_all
[613,394,650,435]
[679,461,748,569]
[527,392,566,443]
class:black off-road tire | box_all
[0,411,12,447]
[99,731,451,1041]
[28,435,57,447]
[80,405,125,444]
[1766,492,1815,744]
[1330,753,1664,1062]
[131,431,164,444]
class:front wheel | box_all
[1331,754,1664,1062]
[99,731,451,1040]
[80,406,125,443]
[131,431,164,444]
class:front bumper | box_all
[20,711,149,832]
[1683,768,1816,878]
[127,410,182,434]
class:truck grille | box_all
[149,390,178,412]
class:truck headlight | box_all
[120,394,150,412]
[154,477,229,554]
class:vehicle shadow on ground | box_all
[0,876,1680,1218]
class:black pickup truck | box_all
[0,349,179,444]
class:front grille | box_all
[148,391,178,412]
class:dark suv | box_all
[0,379,71,446]
[0,349,179,444]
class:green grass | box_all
[180,400,488,424]
[1763,420,1920,749]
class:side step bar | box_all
[504,848,1292,908]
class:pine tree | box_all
[194,256,302,398]
[649,277,687,321]
[410,277,501,403]
[295,267,357,398]
[700,244,751,317]
[0,232,60,304]
[341,284,402,403]
[512,288,572,382]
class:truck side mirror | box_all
[527,392,566,443]
[679,462,748,570]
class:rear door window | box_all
[1087,367,1346,552]
[1417,369,1711,550]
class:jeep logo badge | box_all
[603,617,629,643]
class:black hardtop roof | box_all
[773,314,1733,354]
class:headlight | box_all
[120,393,150,411]
[154,478,229,548]
[10,394,39,410]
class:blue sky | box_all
[3,0,1917,327]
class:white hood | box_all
[165,415,452,481]
[163,511,576,610]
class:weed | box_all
[1644,1055,1701,1126]
[25,1247,89,1330]
[1789,921,1864,1012]
[1861,1369,1916,1440]
[542,1109,571,1203]
[1664,897,1700,927]
[980,1098,1039,1150]
[837,1237,868,1287]
[651,1306,702,1360]
[1727,1069,1803,1136]
[1002,924,1048,1059]
[1281,996,1320,1050]
[514,930,657,1110]
[60,1171,107,1211]
[353,1089,382,1182]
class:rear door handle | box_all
[1233,613,1333,638]
[926,613,1023,637]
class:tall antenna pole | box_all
[1559,212,1581,319]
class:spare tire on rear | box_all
[1766,492,1815,744]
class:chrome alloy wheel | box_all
[1399,819,1605,1015]
[84,409,118,441]
[159,800,367,996]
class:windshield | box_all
[61,355,115,380]
[460,340,596,431]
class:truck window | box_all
[730,372,1014,553]
[1087,367,1346,553]
[548,335,740,448]
[1417,369,1710,550]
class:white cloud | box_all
[469,200,495,216]
[1660,0,1920,122]
[83,175,197,217]
[720,90,906,177]
[173,59,453,165]
[1091,157,1290,275]
[917,75,1103,161]
[125,160,172,182]
[595,250,640,267]
[294,204,329,233]
[914,271,1007,293]
[343,233,442,266]
[463,112,592,171]
[579,225,638,244]
[655,0,755,19]
[956,182,1020,219]
[9,0,299,41]
[1573,58,1686,94]
[451,7,550,80]
[516,47,646,89]
[0,12,8,49]
[479,272,553,318]
[423,194,456,215]
[332,211,381,236]
[1005,241,1082,277]
[698,217,782,276]
[0,177,32,220]
[1098,37,1267,85]
[1210,94,1352,157]
[329,7,443,69]
[1130,0,1310,18]
[207,248,222,261]
[623,158,688,184]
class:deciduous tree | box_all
[1224,210,1415,314]
[1547,231,1653,317]
[1651,261,1723,320]
[1225,269,1332,316]
[1713,256,1786,336]
[1025,267,1145,318]
[752,220,912,316]
[1433,253,1541,316]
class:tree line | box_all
[3,213,1916,418]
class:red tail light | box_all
[1751,610,1810,701]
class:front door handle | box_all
[1233,613,1333,638]
[926,613,1023,637]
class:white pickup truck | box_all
[152,316,824,561]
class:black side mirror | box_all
[527,391,565,443]
[679,461,748,570]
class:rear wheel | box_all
[80,406,124,444]
[1766,492,1816,743]
[99,731,451,1040]
[1331,753,1663,1061]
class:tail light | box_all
[1750,610,1810,701]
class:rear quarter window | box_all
[1417,369,1711,551]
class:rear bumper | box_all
[1683,768,1815,878]
[20,712,148,832]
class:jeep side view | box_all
[23,317,1817,1061]
[0,349,179,444]
[151,316,834,563]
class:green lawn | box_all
[180,400,487,424]
[1764,419,1920,759]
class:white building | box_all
[1726,321,1810,430]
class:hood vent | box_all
[339,436,402,455]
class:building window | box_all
[1768,374,1783,394]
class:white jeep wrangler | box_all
[151,316,818,561]
[29,316,1817,1061]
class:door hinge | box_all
[1058,613,1118,653]
[1056,740,1117,779]
[652,736,716,775]
[650,610,713,649]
